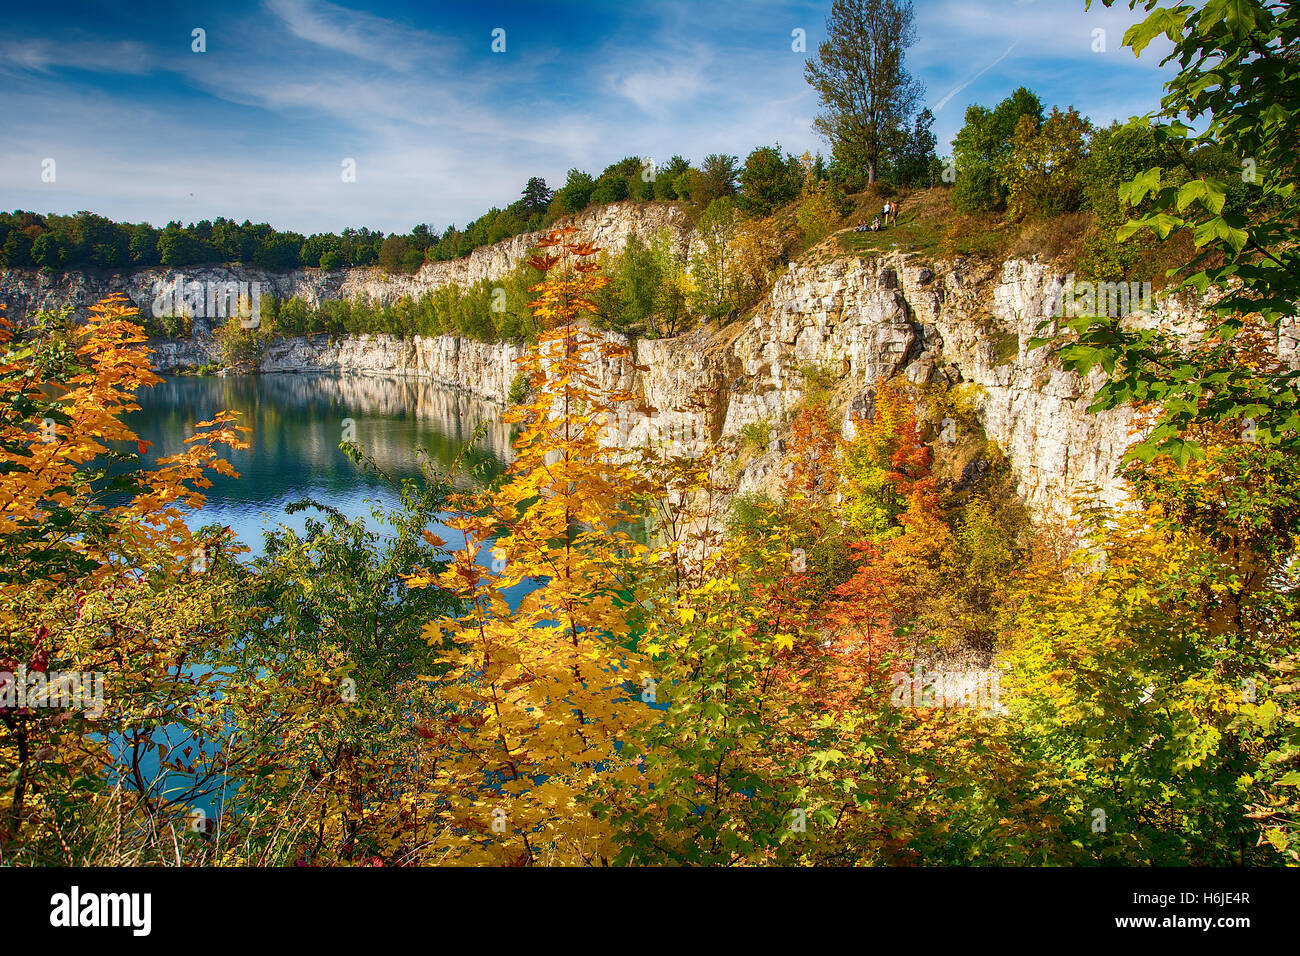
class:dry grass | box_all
[829,188,1110,272]
[1008,211,1094,266]
[2,776,320,867]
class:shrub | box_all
[740,419,773,454]
[507,370,532,405]
[798,362,840,407]
[216,314,260,365]
[797,177,847,243]
[1003,108,1092,218]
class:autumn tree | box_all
[606,427,837,864]
[412,227,656,865]
[796,156,850,243]
[731,215,786,311]
[607,396,936,865]
[805,0,924,185]
[1001,477,1292,862]
[0,296,250,862]
[951,87,1045,213]
[1003,106,1093,218]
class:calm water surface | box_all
[128,373,513,554]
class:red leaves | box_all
[29,626,49,673]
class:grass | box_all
[832,188,1093,268]
[838,216,944,258]
[837,188,950,258]
[2,779,318,867]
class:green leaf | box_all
[1200,0,1260,36]
[1123,7,1188,56]
[1122,167,1163,205]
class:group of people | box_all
[854,199,901,234]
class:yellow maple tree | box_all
[411,228,657,865]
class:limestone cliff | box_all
[140,254,1194,516]
[6,200,1293,518]
[0,202,691,332]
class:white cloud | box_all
[610,62,708,115]
[263,0,452,72]
[0,0,1183,233]
[932,42,1018,113]
[0,39,154,75]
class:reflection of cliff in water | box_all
[129,374,512,506]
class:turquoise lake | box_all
[127,373,513,554]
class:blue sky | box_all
[0,0,1178,235]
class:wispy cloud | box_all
[0,38,154,75]
[610,60,709,115]
[264,0,452,71]
[932,42,1017,114]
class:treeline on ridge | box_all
[0,136,935,276]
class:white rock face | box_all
[256,334,528,402]
[7,203,1295,518]
[0,202,691,334]
[645,254,1136,515]
[933,258,1138,515]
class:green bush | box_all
[216,315,260,365]
[507,370,533,405]
[251,258,546,345]
[798,362,839,407]
[740,419,773,454]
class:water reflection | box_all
[128,374,512,553]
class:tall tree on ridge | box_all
[804,0,924,186]
[520,176,553,215]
